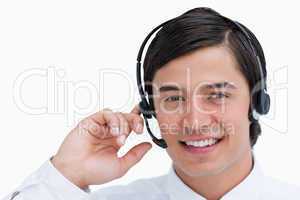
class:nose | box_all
[181,99,213,134]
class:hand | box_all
[51,105,152,188]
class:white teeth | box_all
[184,138,218,147]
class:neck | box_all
[174,150,254,200]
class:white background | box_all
[0,0,299,197]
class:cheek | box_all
[156,115,184,152]
[224,93,250,122]
[221,94,251,138]
[156,112,182,133]
[224,112,251,151]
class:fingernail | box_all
[111,127,120,136]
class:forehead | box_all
[152,45,248,92]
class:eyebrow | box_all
[159,85,181,92]
[204,82,237,90]
[158,81,236,92]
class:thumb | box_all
[119,142,152,174]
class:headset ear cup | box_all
[256,92,270,115]
[262,93,270,114]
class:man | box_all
[4,7,300,200]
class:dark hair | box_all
[142,7,267,147]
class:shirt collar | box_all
[165,153,264,200]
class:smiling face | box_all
[152,45,252,177]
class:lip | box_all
[179,136,225,154]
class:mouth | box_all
[178,136,225,154]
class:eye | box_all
[164,95,186,102]
[207,92,229,100]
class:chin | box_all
[177,159,229,177]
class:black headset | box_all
[136,17,270,149]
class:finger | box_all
[100,135,126,149]
[91,109,121,136]
[118,142,152,174]
[87,109,110,127]
[114,112,130,137]
[130,104,141,115]
[83,110,121,139]
[123,113,144,134]
[77,118,109,140]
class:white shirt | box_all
[3,156,300,200]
